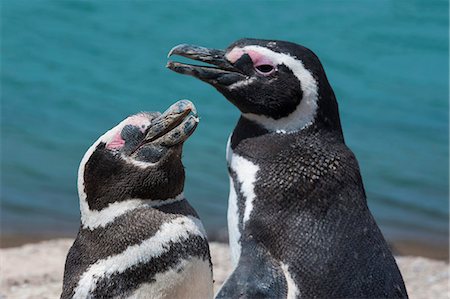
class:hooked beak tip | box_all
[167,44,181,58]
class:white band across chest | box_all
[73,215,206,298]
[80,193,185,230]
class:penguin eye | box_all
[255,64,275,75]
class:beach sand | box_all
[0,239,448,299]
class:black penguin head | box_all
[167,38,341,133]
[78,100,199,212]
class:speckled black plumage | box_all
[167,38,408,298]
[224,41,407,298]
[226,123,407,298]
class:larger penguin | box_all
[167,39,408,298]
[61,100,213,299]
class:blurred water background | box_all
[1,1,448,256]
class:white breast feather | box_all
[281,262,300,299]
[230,154,260,225]
[227,177,240,266]
[72,216,207,299]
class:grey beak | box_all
[145,100,199,146]
[167,44,246,86]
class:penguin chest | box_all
[69,215,213,299]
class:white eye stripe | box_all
[241,45,318,101]
[234,45,319,133]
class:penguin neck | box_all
[241,98,316,133]
[230,116,268,150]
[79,193,185,230]
[232,108,344,151]
[239,87,343,140]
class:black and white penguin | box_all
[61,100,213,299]
[167,39,408,298]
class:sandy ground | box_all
[0,239,448,299]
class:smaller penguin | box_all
[61,100,213,299]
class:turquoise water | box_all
[1,1,448,246]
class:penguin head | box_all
[78,100,199,212]
[168,38,341,133]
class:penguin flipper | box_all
[216,245,288,299]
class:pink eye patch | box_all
[106,114,150,150]
[226,48,245,63]
[226,48,275,68]
[246,50,274,68]
[107,131,126,149]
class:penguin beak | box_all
[167,44,246,87]
[143,100,199,147]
